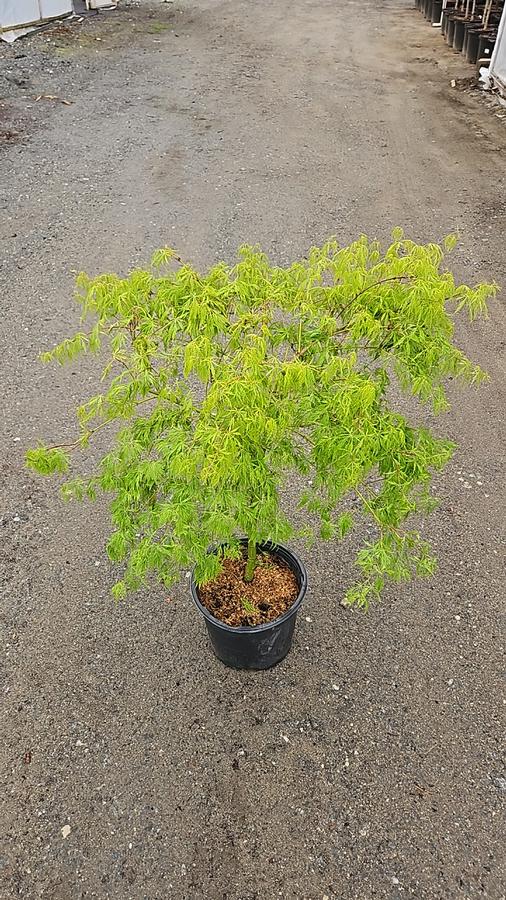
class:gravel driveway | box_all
[1,0,505,897]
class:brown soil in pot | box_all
[197,549,299,627]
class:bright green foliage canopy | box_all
[26,234,495,607]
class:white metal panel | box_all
[39,0,73,16]
[0,0,41,29]
[489,3,506,95]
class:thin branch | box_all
[293,429,315,447]
[336,275,414,320]
[354,487,402,539]
[47,397,157,453]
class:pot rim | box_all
[190,540,308,634]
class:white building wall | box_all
[489,3,506,96]
[0,0,40,29]
[39,0,73,18]
[0,0,72,30]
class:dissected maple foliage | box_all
[27,233,495,607]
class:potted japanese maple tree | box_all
[26,233,494,668]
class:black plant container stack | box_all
[414,0,504,68]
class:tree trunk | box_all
[244,538,257,582]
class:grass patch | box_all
[145,22,171,34]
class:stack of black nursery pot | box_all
[415,0,504,67]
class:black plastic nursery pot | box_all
[190,541,308,670]
[453,17,466,52]
[446,15,457,46]
[478,31,496,62]
[442,0,457,30]
[466,27,482,64]
[431,0,443,24]
[462,23,470,57]
[442,6,453,36]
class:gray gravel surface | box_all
[1,0,505,897]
